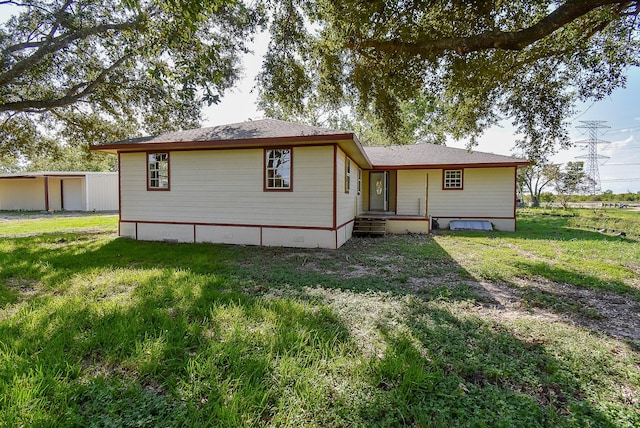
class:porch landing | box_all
[354,213,430,236]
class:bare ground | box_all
[284,240,640,346]
[472,279,640,345]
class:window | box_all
[345,158,351,193]
[443,169,463,189]
[357,168,362,194]
[265,148,292,190]
[148,152,169,190]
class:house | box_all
[91,119,528,248]
[0,171,118,212]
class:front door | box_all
[369,171,388,211]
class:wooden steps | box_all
[353,217,387,236]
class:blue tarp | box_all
[449,220,493,231]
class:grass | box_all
[0,210,638,427]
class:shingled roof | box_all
[99,118,351,146]
[92,118,372,168]
[92,119,527,169]
[363,144,528,168]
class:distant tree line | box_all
[523,191,640,205]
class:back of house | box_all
[91,119,527,248]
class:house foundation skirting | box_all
[119,220,355,249]
[430,217,516,232]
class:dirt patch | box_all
[470,278,640,345]
[5,277,40,296]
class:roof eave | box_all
[371,161,530,170]
[91,132,374,169]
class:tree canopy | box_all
[0,0,264,159]
[259,0,640,153]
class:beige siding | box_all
[356,167,364,215]
[86,173,118,211]
[0,179,45,210]
[336,149,359,226]
[120,146,334,227]
[397,170,427,216]
[387,219,429,234]
[361,171,370,212]
[427,167,516,218]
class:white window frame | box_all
[265,148,292,191]
[443,169,463,189]
[148,152,169,190]
[345,158,351,193]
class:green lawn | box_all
[0,210,638,427]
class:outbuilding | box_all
[0,171,118,212]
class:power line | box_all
[603,125,640,134]
[575,121,610,194]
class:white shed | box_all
[0,172,118,211]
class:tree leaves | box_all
[259,0,639,153]
[0,0,264,160]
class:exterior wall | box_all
[0,174,117,212]
[387,219,429,234]
[86,173,118,211]
[0,178,45,210]
[138,222,194,242]
[388,171,397,213]
[196,225,260,246]
[361,171,370,212]
[47,178,63,211]
[337,221,355,247]
[426,167,517,231]
[120,146,334,226]
[119,145,343,248]
[356,167,365,215]
[120,221,136,239]
[396,170,427,216]
[336,148,359,228]
[262,227,335,249]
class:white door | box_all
[369,172,388,211]
[62,179,83,210]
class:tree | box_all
[518,162,561,207]
[554,161,592,208]
[0,0,264,159]
[24,143,118,171]
[259,1,639,151]
[0,153,20,173]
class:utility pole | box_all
[575,120,610,195]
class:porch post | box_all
[44,176,49,211]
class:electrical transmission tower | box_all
[575,121,610,195]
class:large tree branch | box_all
[346,0,636,56]
[0,53,134,113]
[0,19,141,87]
